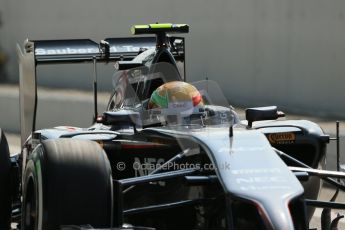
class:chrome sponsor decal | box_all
[35,47,99,55]
[133,157,166,186]
[233,167,291,191]
[35,45,155,56]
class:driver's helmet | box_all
[148,81,203,113]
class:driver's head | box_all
[148,81,203,110]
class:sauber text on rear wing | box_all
[33,37,155,63]
[28,37,184,64]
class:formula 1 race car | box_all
[1,23,345,230]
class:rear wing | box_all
[30,37,185,63]
[17,36,185,145]
[34,38,150,63]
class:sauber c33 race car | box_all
[0,23,345,230]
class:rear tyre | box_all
[22,139,113,230]
[0,129,11,230]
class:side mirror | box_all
[245,106,285,128]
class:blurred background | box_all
[0,0,344,135]
[1,0,345,115]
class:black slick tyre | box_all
[22,139,113,230]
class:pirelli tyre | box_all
[22,139,113,230]
[0,129,11,230]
